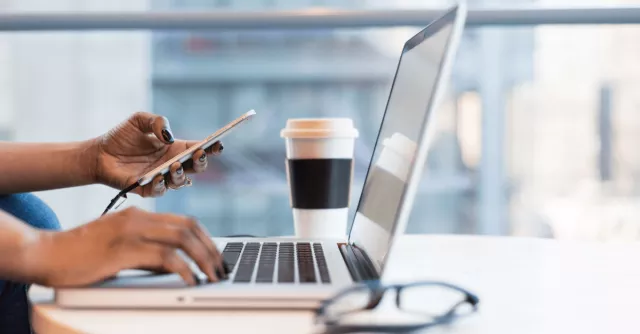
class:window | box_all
[2,0,640,242]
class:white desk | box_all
[30,235,640,333]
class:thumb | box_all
[131,111,174,144]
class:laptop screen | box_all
[348,7,461,272]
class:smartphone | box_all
[137,109,256,186]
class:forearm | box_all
[0,140,97,194]
[0,210,48,284]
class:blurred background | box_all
[2,0,640,241]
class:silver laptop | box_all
[55,4,466,309]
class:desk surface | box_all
[30,235,640,334]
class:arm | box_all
[0,210,46,284]
[0,207,226,287]
[0,112,222,196]
[0,140,97,194]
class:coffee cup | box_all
[280,118,359,238]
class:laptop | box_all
[55,4,467,309]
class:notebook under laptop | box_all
[55,4,467,309]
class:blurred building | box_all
[2,0,637,241]
[507,17,640,240]
[150,0,534,236]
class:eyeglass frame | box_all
[314,280,480,334]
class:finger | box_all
[208,141,224,156]
[142,224,218,283]
[149,174,166,197]
[137,213,220,282]
[161,249,198,286]
[173,216,224,281]
[189,219,226,279]
[185,140,224,156]
[169,161,186,187]
[131,244,197,286]
[192,148,208,173]
[130,111,175,144]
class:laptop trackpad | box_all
[95,270,191,289]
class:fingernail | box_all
[176,166,183,175]
[219,144,224,152]
[161,128,174,144]
[223,261,231,274]
[193,273,201,285]
[199,153,207,162]
[216,267,227,280]
[223,262,231,279]
[155,179,165,190]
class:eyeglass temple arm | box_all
[438,291,480,322]
[365,288,386,310]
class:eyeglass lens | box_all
[398,284,472,318]
[323,286,373,320]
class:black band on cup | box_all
[288,159,352,209]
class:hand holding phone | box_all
[138,109,256,186]
[102,109,256,215]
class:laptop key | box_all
[221,243,245,273]
[296,243,316,283]
[256,243,277,283]
[277,271,294,283]
[224,242,244,249]
[233,243,260,283]
[222,252,241,267]
[246,242,260,249]
[278,242,295,283]
[313,243,331,283]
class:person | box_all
[0,112,226,333]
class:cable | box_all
[101,181,141,216]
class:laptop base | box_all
[55,238,356,310]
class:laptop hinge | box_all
[338,243,380,282]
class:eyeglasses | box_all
[314,281,479,334]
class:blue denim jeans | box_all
[0,194,60,334]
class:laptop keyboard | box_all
[222,242,330,284]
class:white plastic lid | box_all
[382,132,417,161]
[280,118,359,139]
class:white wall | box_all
[5,0,153,228]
